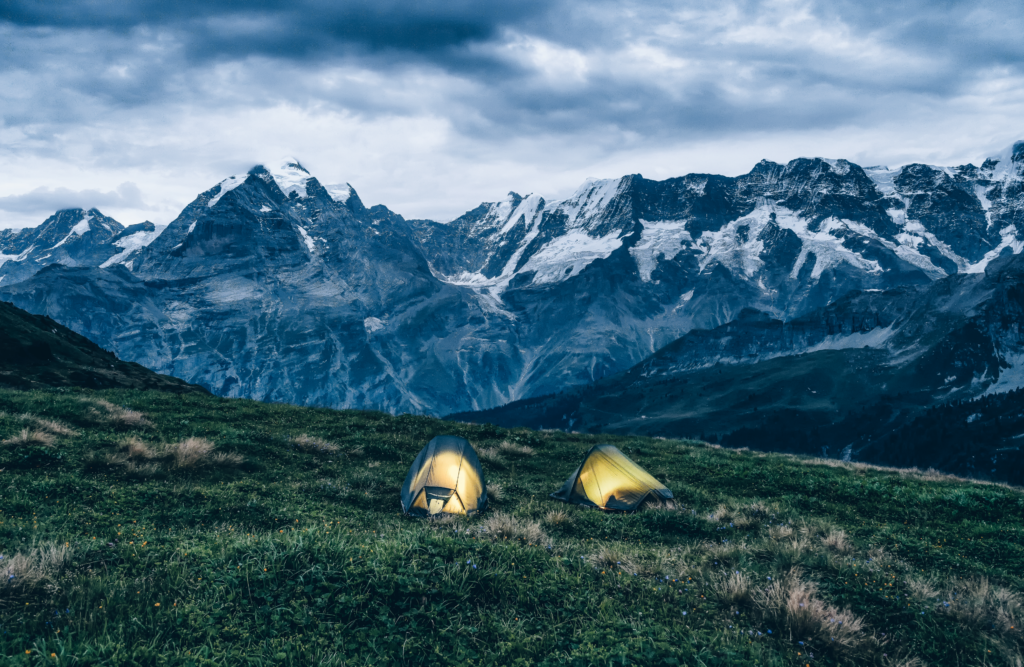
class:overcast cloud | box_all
[1,0,1022,228]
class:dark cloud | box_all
[0,183,150,215]
[0,0,1021,227]
[1,1,553,55]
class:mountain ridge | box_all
[1,141,1023,416]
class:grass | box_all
[0,387,1021,666]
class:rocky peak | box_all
[0,208,126,285]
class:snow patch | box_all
[821,158,850,175]
[259,205,272,213]
[498,194,542,236]
[519,230,624,284]
[864,166,900,196]
[803,325,895,353]
[884,207,957,277]
[982,142,1024,183]
[268,158,311,198]
[630,220,693,281]
[187,222,197,235]
[0,244,35,269]
[963,225,1023,274]
[554,177,625,230]
[49,213,93,250]
[364,317,385,334]
[296,225,316,253]
[325,183,353,203]
[99,225,165,269]
[207,174,247,207]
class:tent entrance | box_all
[425,486,458,514]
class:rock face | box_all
[2,146,1024,415]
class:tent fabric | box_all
[401,436,487,517]
[550,444,673,510]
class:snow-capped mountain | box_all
[2,142,1023,416]
[0,209,162,285]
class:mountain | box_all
[449,251,1024,480]
[1,145,1023,416]
[0,209,162,285]
[0,299,204,393]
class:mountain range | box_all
[1,144,1023,441]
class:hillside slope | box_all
[0,388,1020,665]
[0,299,205,393]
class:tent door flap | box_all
[425,486,456,515]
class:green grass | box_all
[0,388,1022,666]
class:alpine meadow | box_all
[3,0,1024,665]
[0,389,1022,665]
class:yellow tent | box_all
[400,436,487,516]
[550,444,673,510]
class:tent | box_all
[550,444,673,510]
[400,435,487,516]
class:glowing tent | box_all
[400,436,487,516]
[550,444,673,510]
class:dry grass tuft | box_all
[0,544,73,597]
[498,440,535,457]
[931,576,1023,637]
[708,504,735,523]
[731,513,755,529]
[82,398,153,429]
[171,437,215,468]
[543,509,571,526]
[822,529,854,554]
[482,512,547,545]
[476,446,506,467]
[587,546,636,573]
[906,575,939,602]
[753,568,876,657]
[1,428,56,448]
[211,452,244,467]
[767,537,812,568]
[746,502,770,517]
[291,434,340,455]
[642,498,678,511]
[19,414,77,437]
[768,524,794,540]
[123,461,161,478]
[433,513,463,527]
[124,436,159,459]
[487,483,504,502]
[103,436,242,472]
[713,570,753,606]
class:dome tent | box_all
[401,436,487,516]
[550,444,673,510]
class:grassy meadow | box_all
[0,387,1022,666]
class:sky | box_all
[1,0,1023,230]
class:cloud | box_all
[0,0,1022,227]
[0,182,150,215]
